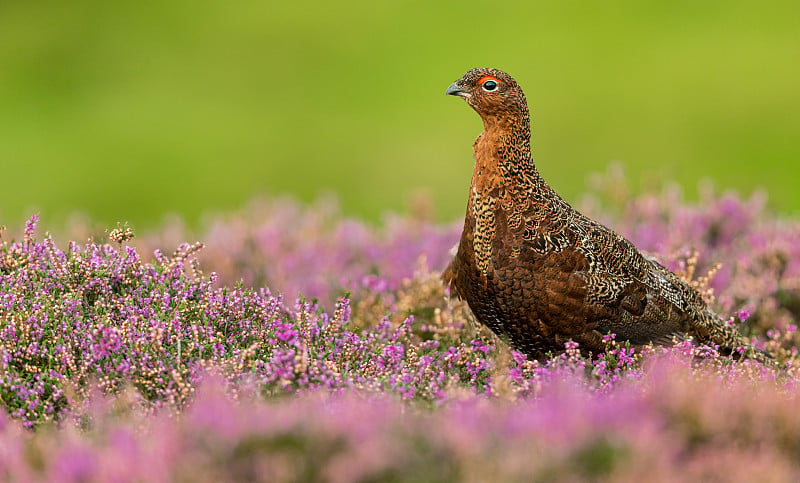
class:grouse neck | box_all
[473,118,536,189]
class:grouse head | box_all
[446,68,529,128]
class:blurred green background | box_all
[1,0,798,230]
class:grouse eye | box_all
[482,80,498,92]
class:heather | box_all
[2,173,800,480]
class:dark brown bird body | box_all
[443,67,755,359]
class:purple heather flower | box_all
[0,172,799,481]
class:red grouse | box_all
[442,67,769,362]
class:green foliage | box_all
[1,0,799,228]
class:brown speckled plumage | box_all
[443,67,769,362]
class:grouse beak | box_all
[446,83,470,98]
